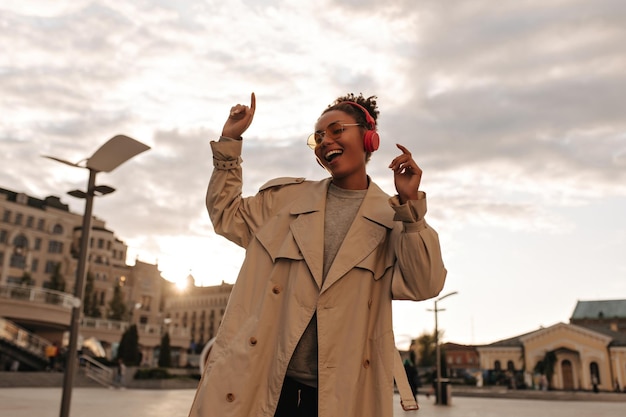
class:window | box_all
[48,240,64,254]
[26,216,34,228]
[31,258,39,272]
[37,219,45,230]
[590,362,600,383]
[3,210,11,222]
[98,238,104,249]
[0,229,7,243]
[34,238,42,250]
[52,224,64,235]
[15,213,23,225]
[45,261,57,273]
[10,234,29,268]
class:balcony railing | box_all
[0,284,78,309]
[80,317,189,338]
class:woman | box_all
[188,92,446,417]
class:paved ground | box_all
[1,387,625,417]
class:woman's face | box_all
[313,110,368,190]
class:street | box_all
[1,387,624,417]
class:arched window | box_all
[507,360,515,371]
[10,234,29,268]
[52,224,64,235]
[590,362,600,383]
[494,360,502,371]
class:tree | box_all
[107,284,127,321]
[534,350,557,389]
[83,272,101,318]
[20,271,34,286]
[48,262,66,292]
[415,332,437,367]
[117,324,141,366]
[158,332,172,368]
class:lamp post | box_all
[44,135,150,417]
[429,290,458,405]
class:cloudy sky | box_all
[2,0,625,348]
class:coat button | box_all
[226,393,235,402]
[249,337,257,346]
[272,285,281,294]
[363,359,370,368]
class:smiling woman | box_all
[187,92,447,417]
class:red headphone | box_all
[338,101,380,152]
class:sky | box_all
[2,0,625,348]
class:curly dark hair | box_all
[323,93,380,127]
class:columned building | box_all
[477,300,626,392]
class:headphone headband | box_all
[337,101,380,152]
[338,101,376,129]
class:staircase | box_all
[0,317,50,370]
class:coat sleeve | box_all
[206,138,302,249]
[206,138,264,248]
[388,192,447,301]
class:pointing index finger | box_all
[250,92,256,114]
[396,143,411,155]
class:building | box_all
[443,342,480,383]
[0,187,192,368]
[477,299,626,392]
[164,275,233,357]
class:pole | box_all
[432,290,458,406]
[435,299,441,404]
[59,169,96,417]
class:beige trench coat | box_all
[188,139,447,417]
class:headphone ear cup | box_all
[363,130,380,153]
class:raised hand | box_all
[222,92,256,139]
[389,144,422,204]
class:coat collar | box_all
[289,177,396,291]
[289,178,395,229]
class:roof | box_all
[570,299,626,320]
[0,187,69,212]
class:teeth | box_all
[325,150,342,161]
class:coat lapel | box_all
[287,179,396,292]
[321,181,396,293]
[289,179,331,289]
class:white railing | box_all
[0,284,78,309]
[81,354,114,387]
[0,317,50,358]
[80,317,189,338]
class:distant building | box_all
[164,276,233,356]
[443,342,480,383]
[0,186,198,367]
[570,299,626,333]
[477,299,626,392]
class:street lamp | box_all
[428,290,458,405]
[43,134,150,417]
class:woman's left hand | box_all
[389,144,422,204]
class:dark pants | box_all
[274,376,318,417]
